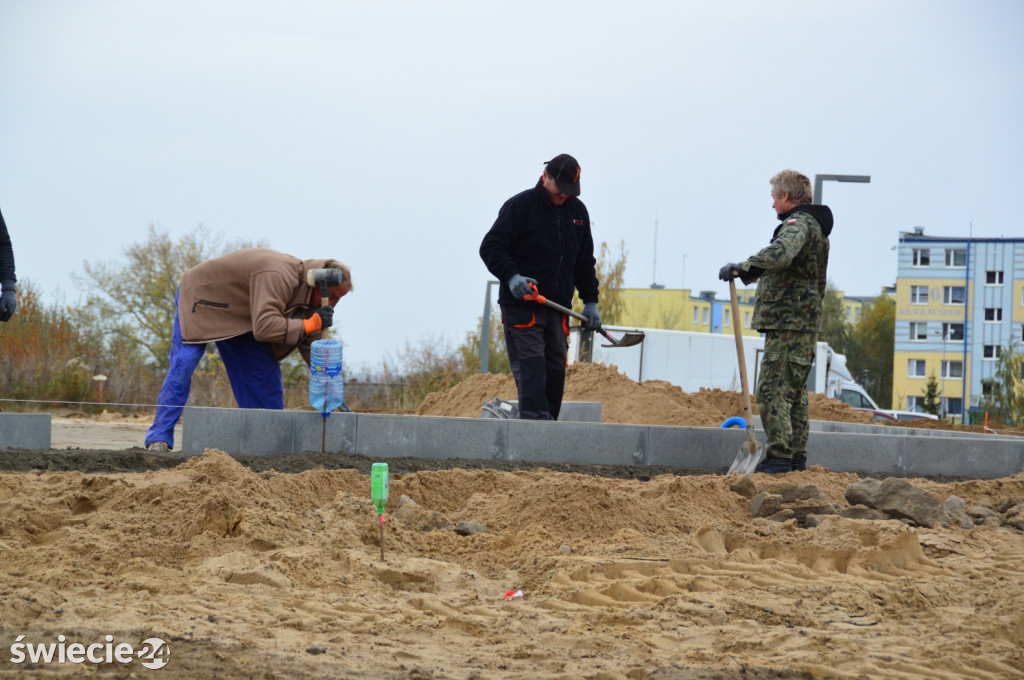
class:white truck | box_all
[569,326,881,410]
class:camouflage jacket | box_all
[739,204,833,333]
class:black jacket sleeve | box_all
[0,208,15,284]
[479,195,525,284]
[573,204,599,304]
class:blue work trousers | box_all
[145,290,283,448]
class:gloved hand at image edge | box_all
[302,305,335,334]
[718,263,742,282]
[0,280,16,322]
[718,263,764,284]
[508,273,538,299]
[582,302,601,332]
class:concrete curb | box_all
[181,407,1024,479]
[0,413,52,450]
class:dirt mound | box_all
[2,453,1023,678]
[417,362,877,426]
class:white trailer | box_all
[569,326,880,409]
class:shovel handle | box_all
[524,283,588,323]
[729,279,757,445]
[523,282,617,344]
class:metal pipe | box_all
[480,280,498,373]
[812,174,871,205]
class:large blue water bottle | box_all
[309,339,344,416]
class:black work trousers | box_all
[501,305,569,420]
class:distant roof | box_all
[899,230,1024,243]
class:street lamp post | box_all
[933,326,952,418]
[813,174,871,205]
[940,330,947,418]
[480,280,499,373]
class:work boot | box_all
[790,456,807,472]
[754,456,791,474]
[146,441,171,452]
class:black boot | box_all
[754,456,791,474]
[790,456,807,471]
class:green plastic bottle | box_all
[371,463,389,561]
[371,462,389,515]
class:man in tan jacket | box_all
[145,248,352,451]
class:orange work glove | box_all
[302,306,334,334]
[303,313,323,334]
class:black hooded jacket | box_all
[479,181,598,308]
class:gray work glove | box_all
[0,280,15,322]
[316,305,334,329]
[718,263,742,282]
[508,273,538,299]
[582,302,601,332]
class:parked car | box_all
[884,410,939,422]
[856,408,939,423]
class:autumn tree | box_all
[818,280,848,353]
[922,374,941,416]
[977,340,1024,426]
[0,280,96,407]
[591,240,628,325]
[845,293,895,409]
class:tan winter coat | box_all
[177,248,344,363]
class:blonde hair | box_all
[770,170,813,205]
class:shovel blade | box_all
[600,330,645,348]
[727,439,764,475]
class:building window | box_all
[982,381,993,396]
[906,396,920,411]
[984,308,1003,322]
[941,322,965,341]
[693,308,699,324]
[910,285,928,304]
[945,249,966,267]
[986,270,1004,285]
[723,309,731,326]
[941,360,963,378]
[944,397,963,415]
[912,248,930,266]
[744,311,751,327]
[943,286,965,304]
[702,308,710,325]
[983,345,1000,360]
[909,322,928,341]
[845,307,852,322]
[908,359,926,377]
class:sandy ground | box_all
[2,363,1023,679]
[50,413,182,451]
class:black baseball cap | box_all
[544,154,581,196]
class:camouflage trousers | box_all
[756,330,816,461]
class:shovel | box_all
[726,277,764,474]
[524,284,645,348]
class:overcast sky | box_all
[2,1,1022,373]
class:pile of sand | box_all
[2,451,1023,678]
[418,362,875,426]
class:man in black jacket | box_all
[479,154,600,420]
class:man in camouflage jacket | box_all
[719,170,833,473]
